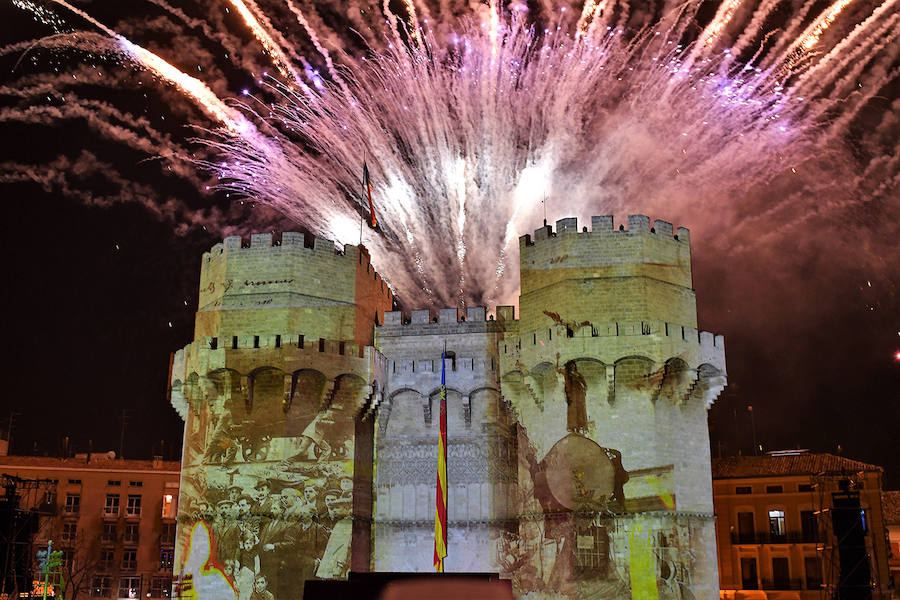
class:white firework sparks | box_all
[4,0,899,309]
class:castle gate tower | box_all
[498,216,727,599]
[372,307,518,573]
[169,233,392,600]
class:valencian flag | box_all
[434,346,448,572]
[363,160,377,228]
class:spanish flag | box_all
[434,346,448,572]
[363,160,377,228]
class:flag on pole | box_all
[434,345,448,572]
[363,160,377,228]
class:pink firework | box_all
[4,0,899,309]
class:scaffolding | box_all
[0,473,57,599]
[810,472,885,600]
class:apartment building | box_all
[883,491,900,597]
[0,454,180,599]
[713,452,890,600]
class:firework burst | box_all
[3,0,899,309]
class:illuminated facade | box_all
[0,454,180,599]
[884,491,900,597]
[713,452,891,600]
[169,216,727,599]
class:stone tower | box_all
[372,307,518,573]
[498,216,726,599]
[169,233,392,600]
[168,216,726,600]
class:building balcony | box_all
[731,532,819,545]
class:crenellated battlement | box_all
[519,215,690,249]
[202,231,354,261]
[387,355,498,375]
[171,331,388,389]
[499,319,724,359]
[188,333,365,357]
[381,305,511,325]
[199,232,388,298]
[194,233,394,344]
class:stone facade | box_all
[0,455,181,600]
[373,308,516,574]
[169,216,727,600]
[170,234,392,600]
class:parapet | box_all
[519,215,690,249]
[198,233,392,309]
[379,305,514,335]
[517,216,694,293]
[501,319,726,377]
[172,331,388,382]
[505,319,723,348]
[203,231,354,262]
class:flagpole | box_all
[359,150,366,246]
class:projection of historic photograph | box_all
[169,216,726,599]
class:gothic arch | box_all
[688,363,727,408]
[613,355,658,399]
[382,387,426,435]
[330,372,371,416]
[656,358,692,404]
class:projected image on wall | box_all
[175,369,366,600]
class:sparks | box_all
[5,0,898,310]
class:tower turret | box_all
[501,215,726,600]
[195,232,393,346]
[169,233,391,600]
[518,216,695,333]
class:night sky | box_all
[1,2,898,488]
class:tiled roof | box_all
[0,454,180,472]
[712,453,881,479]
[882,491,900,525]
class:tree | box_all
[41,522,103,600]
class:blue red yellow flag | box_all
[434,346,448,572]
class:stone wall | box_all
[171,239,391,600]
[194,233,392,347]
[170,217,726,600]
[373,312,517,573]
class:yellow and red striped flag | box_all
[434,346,448,572]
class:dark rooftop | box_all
[712,452,881,479]
[0,454,180,472]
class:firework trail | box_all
[7,0,254,132]
[206,1,899,307]
[3,0,899,310]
